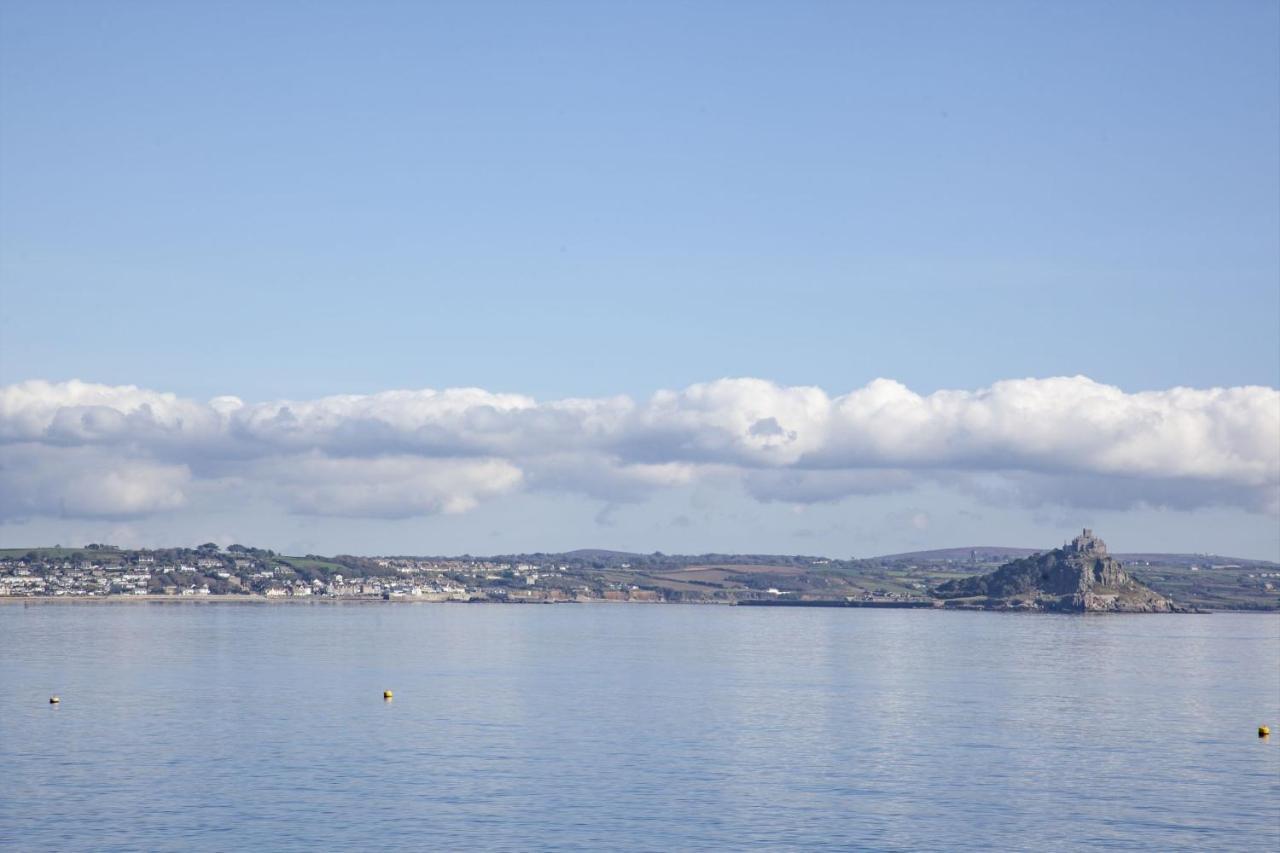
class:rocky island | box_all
[934,529,1180,612]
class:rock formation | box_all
[933,529,1179,612]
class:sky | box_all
[1,1,1277,559]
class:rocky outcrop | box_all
[933,529,1180,612]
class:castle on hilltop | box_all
[934,526,1177,611]
[1064,528,1107,556]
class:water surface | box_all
[2,603,1277,850]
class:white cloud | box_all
[0,444,190,520]
[0,376,1276,521]
[0,379,224,445]
[257,453,523,519]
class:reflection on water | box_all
[1,604,1277,851]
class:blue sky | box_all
[1,2,1277,558]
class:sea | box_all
[1,602,1277,851]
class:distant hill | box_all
[561,548,645,560]
[873,546,1040,562]
[873,546,1276,568]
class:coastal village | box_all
[0,548,594,602]
[1,537,1276,610]
[0,553,903,603]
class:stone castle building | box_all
[1065,528,1107,556]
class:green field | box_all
[271,556,350,576]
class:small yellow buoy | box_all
[1260,725,1271,737]
[383,690,393,700]
[49,696,60,704]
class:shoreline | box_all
[0,595,1262,612]
[0,595,674,605]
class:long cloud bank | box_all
[1,377,1276,521]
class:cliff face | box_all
[934,530,1178,612]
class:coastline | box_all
[0,595,667,605]
[0,596,1249,611]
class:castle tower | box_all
[1067,528,1106,556]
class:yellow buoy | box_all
[1260,725,1271,737]
[49,696,60,704]
[383,690,393,700]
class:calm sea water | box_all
[1,603,1276,851]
